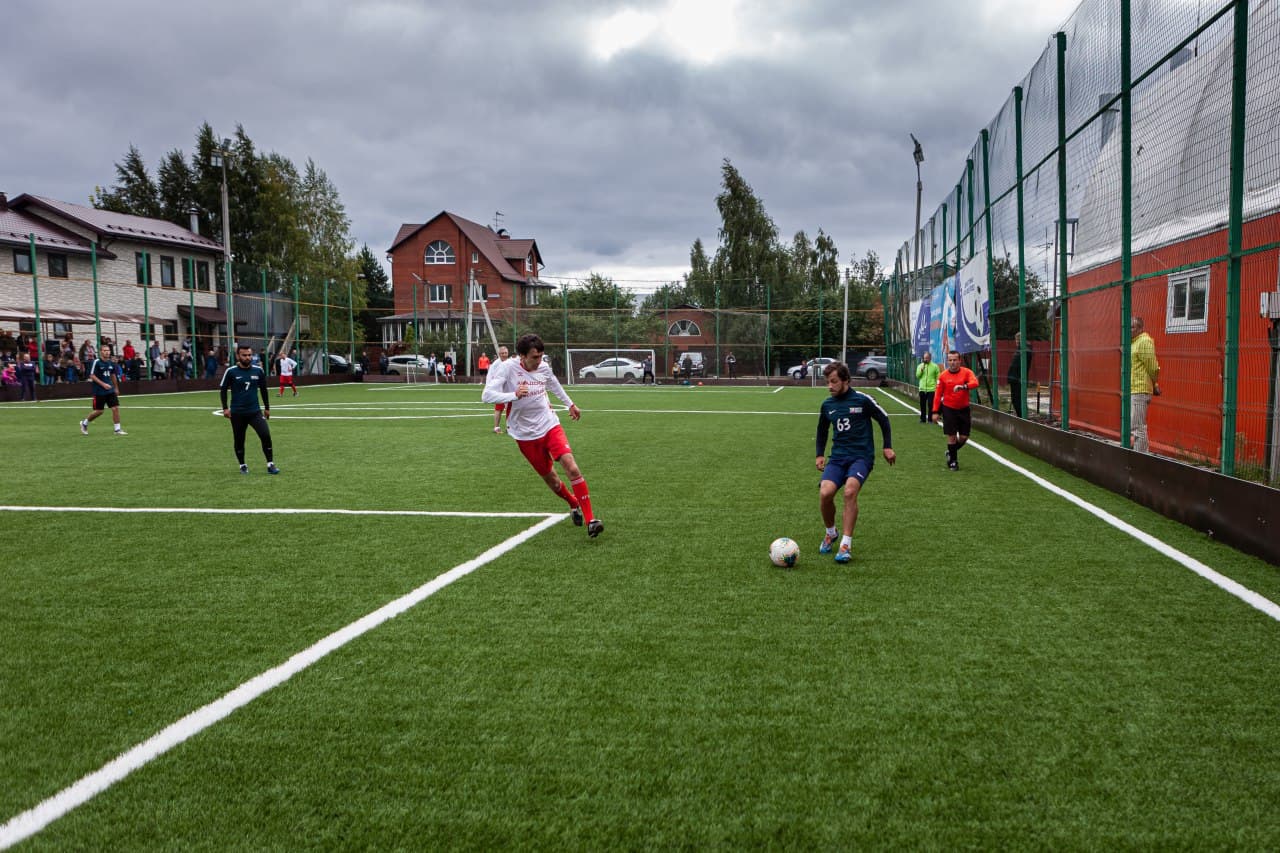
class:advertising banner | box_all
[953,249,990,353]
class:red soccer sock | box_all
[554,479,580,509]
[570,477,594,522]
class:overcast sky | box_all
[2,0,1080,288]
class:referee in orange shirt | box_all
[932,350,979,471]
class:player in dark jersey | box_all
[219,344,279,475]
[815,362,895,563]
[79,344,127,436]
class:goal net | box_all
[565,349,657,385]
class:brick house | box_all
[384,211,555,350]
[0,192,225,351]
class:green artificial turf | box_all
[3,381,1279,848]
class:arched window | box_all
[668,319,701,337]
[424,241,455,265]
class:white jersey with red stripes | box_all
[481,357,573,441]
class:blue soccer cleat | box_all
[834,544,852,564]
[267,463,280,475]
[819,533,836,554]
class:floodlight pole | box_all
[911,134,925,272]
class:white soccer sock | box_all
[826,527,838,538]
[840,535,852,549]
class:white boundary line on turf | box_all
[871,389,1280,623]
[0,508,567,850]
[0,506,554,518]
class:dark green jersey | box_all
[816,389,892,460]
[89,358,116,396]
[219,364,269,414]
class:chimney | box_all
[0,192,8,212]
[188,206,200,235]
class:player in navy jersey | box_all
[815,362,895,563]
[482,333,603,537]
[79,344,127,436]
[219,344,279,475]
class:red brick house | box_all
[383,211,554,347]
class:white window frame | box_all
[424,241,455,265]
[668,319,701,337]
[472,252,479,263]
[524,287,538,306]
[429,284,450,303]
[1166,266,1209,334]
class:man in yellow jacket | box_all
[1130,316,1161,453]
[915,351,940,424]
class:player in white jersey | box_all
[277,351,298,396]
[482,334,603,537]
[491,345,513,433]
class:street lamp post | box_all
[911,134,925,272]
[211,138,234,347]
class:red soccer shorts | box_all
[516,424,572,476]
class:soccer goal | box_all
[565,349,657,385]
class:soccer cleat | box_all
[114,429,127,436]
[239,464,249,474]
[587,518,604,538]
[819,533,836,554]
[79,419,88,435]
[834,544,852,563]
[267,463,280,475]
[494,426,502,434]
[571,507,584,526]
[948,460,959,471]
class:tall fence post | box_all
[143,251,151,377]
[28,234,42,384]
[982,129,997,413]
[1015,85,1028,421]
[1119,0,1134,448]
[1056,30,1071,431]
[1221,0,1250,475]
[187,258,195,359]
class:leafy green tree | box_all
[711,159,781,307]
[355,244,392,348]
[157,149,195,225]
[991,255,1052,341]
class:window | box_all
[524,287,539,306]
[196,261,210,292]
[160,256,175,287]
[429,284,451,303]
[47,253,68,278]
[669,319,701,337]
[424,241,455,265]
[472,252,479,263]
[135,252,149,285]
[13,249,31,274]
[1167,267,1209,333]
[182,259,193,289]
[526,255,534,273]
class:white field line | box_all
[0,507,566,849]
[870,389,1280,623]
[0,506,554,518]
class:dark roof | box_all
[10,194,223,253]
[387,211,542,284]
[0,206,113,257]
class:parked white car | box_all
[787,357,837,379]
[386,354,436,377]
[577,357,644,380]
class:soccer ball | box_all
[769,537,799,568]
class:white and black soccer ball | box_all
[769,537,799,568]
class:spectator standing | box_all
[122,340,137,380]
[477,351,491,380]
[17,352,37,401]
[641,355,655,385]
[79,344,127,436]
[442,353,454,383]
[915,351,940,423]
[204,347,219,379]
[379,351,389,375]
[42,352,57,385]
[726,351,737,379]
[1007,332,1030,418]
[1130,316,1161,453]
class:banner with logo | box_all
[910,299,931,358]
[953,249,990,353]
[928,277,956,360]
